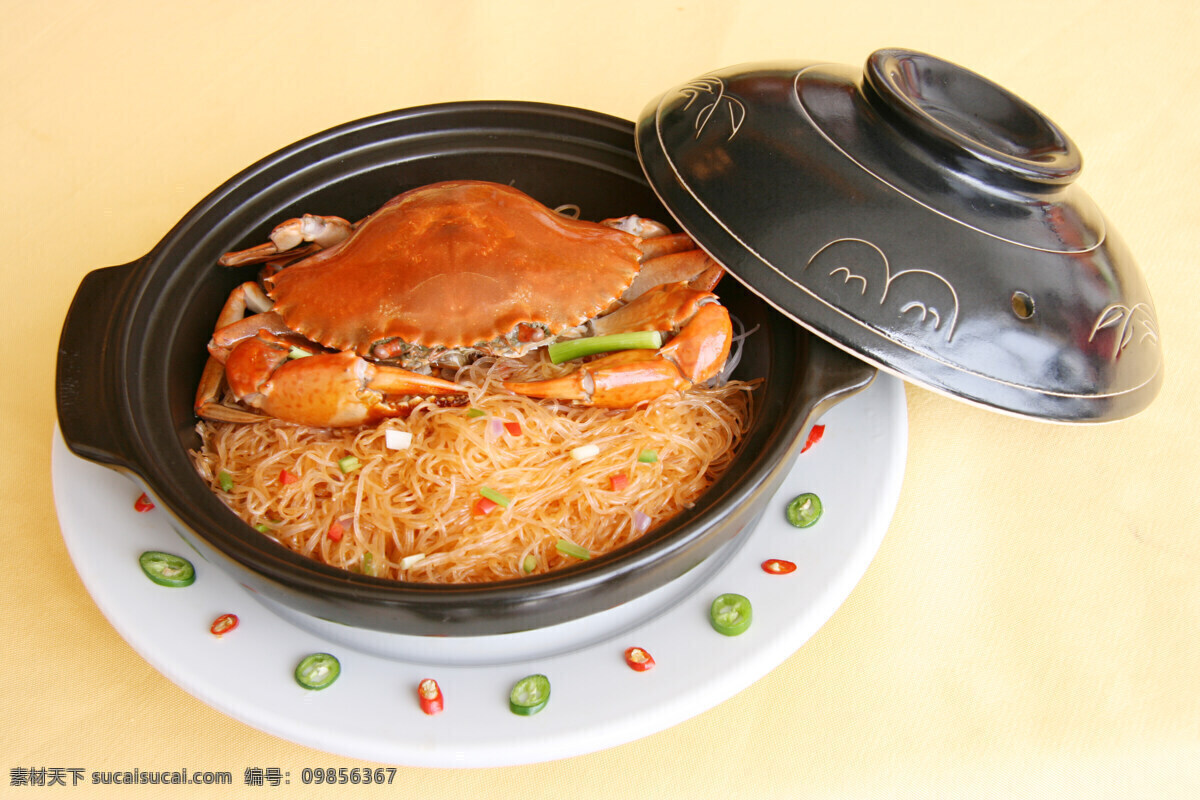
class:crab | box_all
[194,179,733,428]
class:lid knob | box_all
[863,48,1082,185]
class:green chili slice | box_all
[509,674,551,715]
[710,593,753,636]
[295,653,340,690]
[785,492,823,528]
[139,551,196,587]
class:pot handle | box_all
[56,262,141,472]
[799,337,878,433]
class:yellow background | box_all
[5,1,1198,797]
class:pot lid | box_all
[636,48,1162,422]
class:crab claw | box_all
[206,331,463,427]
[502,302,733,408]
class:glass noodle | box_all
[190,350,756,583]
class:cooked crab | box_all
[195,179,733,427]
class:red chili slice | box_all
[418,678,444,715]
[503,421,522,437]
[473,497,499,516]
[761,558,797,575]
[609,473,630,491]
[279,469,298,485]
[801,424,826,453]
[210,613,239,636]
[134,493,155,513]
[327,521,345,542]
[624,646,656,671]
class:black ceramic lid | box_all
[636,48,1163,422]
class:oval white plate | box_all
[52,374,905,767]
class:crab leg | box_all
[603,214,725,301]
[218,214,355,267]
[194,281,278,423]
[591,282,718,337]
[207,310,294,360]
[502,298,732,409]
[601,214,674,239]
[623,240,724,301]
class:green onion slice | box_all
[288,346,313,360]
[294,652,340,690]
[479,486,511,508]
[139,551,196,587]
[466,408,486,418]
[217,470,234,492]
[509,674,551,715]
[785,493,823,528]
[555,538,591,560]
[521,554,538,574]
[338,456,361,474]
[637,449,659,464]
[547,331,663,364]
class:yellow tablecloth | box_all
[5,1,1197,796]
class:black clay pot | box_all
[56,102,875,635]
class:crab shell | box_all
[264,180,646,357]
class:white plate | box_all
[52,374,906,767]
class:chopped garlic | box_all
[385,429,413,450]
[569,444,600,461]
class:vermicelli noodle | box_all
[190,351,755,583]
